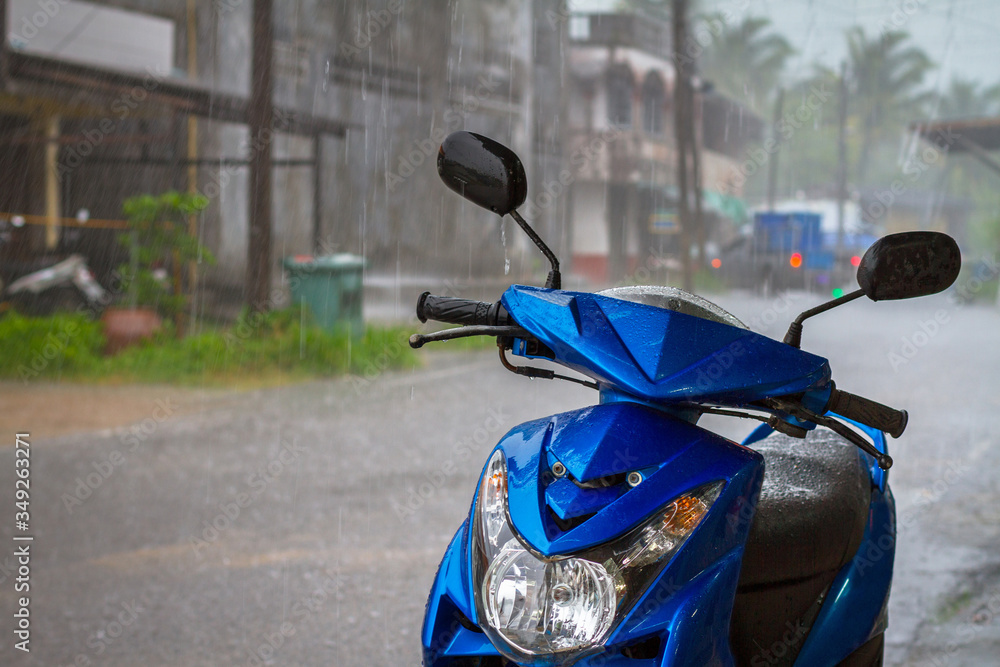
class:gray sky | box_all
[570,0,1000,94]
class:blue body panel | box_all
[794,487,895,665]
[502,285,831,405]
[421,524,501,663]
[423,285,895,666]
[843,416,889,492]
[500,403,763,557]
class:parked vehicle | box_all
[0,253,107,317]
[721,212,877,296]
[411,132,961,666]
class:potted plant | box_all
[102,191,214,353]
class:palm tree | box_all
[845,28,933,182]
[698,14,795,112]
[934,77,1000,119]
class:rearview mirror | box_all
[857,231,961,301]
[437,132,527,216]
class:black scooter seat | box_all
[739,428,872,587]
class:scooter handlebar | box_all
[416,292,509,327]
[828,387,908,438]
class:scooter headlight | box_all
[472,450,722,665]
[483,540,617,655]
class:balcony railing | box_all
[569,13,672,59]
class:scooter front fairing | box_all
[422,401,765,666]
[500,285,831,406]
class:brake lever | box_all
[764,398,893,470]
[408,325,530,349]
[816,412,894,470]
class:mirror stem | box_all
[783,288,864,348]
[510,210,561,289]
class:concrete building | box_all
[563,12,763,284]
[1,0,352,308]
[1,0,569,313]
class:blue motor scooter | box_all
[411,132,961,667]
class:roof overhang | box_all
[1,48,354,137]
[911,116,1000,152]
[910,116,1000,176]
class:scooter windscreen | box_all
[596,285,748,330]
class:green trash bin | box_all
[283,254,366,333]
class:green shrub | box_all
[97,308,419,384]
[0,312,104,381]
[118,191,215,319]
[954,260,999,303]
[0,309,418,385]
[693,267,727,294]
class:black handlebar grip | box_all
[828,388,908,438]
[416,292,505,326]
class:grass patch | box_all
[1,309,418,385]
[693,267,728,294]
[0,311,105,380]
[955,260,999,303]
[935,586,975,624]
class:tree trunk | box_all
[691,100,705,270]
[766,88,785,210]
[856,118,874,188]
[672,0,693,292]
[835,64,849,265]
[247,0,274,312]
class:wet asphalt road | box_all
[1,291,999,666]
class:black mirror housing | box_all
[437,132,527,216]
[857,231,961,301]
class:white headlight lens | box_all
[472,450,723,663]
[483,539,617,655]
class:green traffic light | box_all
[832,288,844,298]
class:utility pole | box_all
[690,80,705,270]
[835,62,848,266]
[247,0,274,312]
[185,0,199,333]
[672,0,693,291]
[766,87,784,211]
[42,115,61,250]
[0,0,8,83]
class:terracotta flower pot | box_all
[101,307,162,354]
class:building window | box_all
[569,15,590,41]
[642,73,665,135]
[607,66,633,128]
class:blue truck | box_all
[721,211,876,295]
